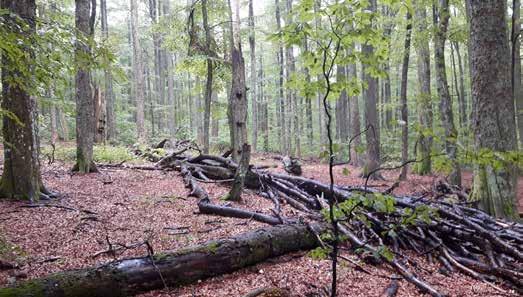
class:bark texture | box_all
[433,0,460,185]
[0,0,45,200]
[73,0,98,173]
[130,0,146,143]
[0,223,321,297]
[227,0,249,162]
[414,1,433,175]
[101,0,115,142]
[362,0,381,179]
[399,10,412,180]
[469,0,519,220]
[202,0,213,154]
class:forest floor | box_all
[0,152,521,297]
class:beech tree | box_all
[73,0,98,173]
[469,0,519,219]
[130,0,146,143]
[433,0,460,186]
[0,0,53,200]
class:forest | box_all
[0,0,522,296]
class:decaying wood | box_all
[0,224,322,297]
[32,149,523,296]
[282,156,302,175]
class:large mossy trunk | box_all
[0,223,322,297]
[0,0,44,201]
[468,1,519,220]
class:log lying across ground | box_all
[0,223,323,297]
[143,151,523,296]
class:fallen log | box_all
[0,223,323,297]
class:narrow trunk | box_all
[304,39,314,149]
[202,0,213,153]
[413,1,433,175]
[512,0,523,148]
[285,0,299,157]
[469,0,519,220]
[399,10,413,180]
[131,0,146,143]
[454,41,467,128]
[275,0,286,154]
[101,0,115,141]
[248,0,257,152]
[73,0,98,173]
[450,42,463,129]
[433,0,460,186]
[348,62,362,166]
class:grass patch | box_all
[42,145,139,164]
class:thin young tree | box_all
[469,0,519,220]
[512,0,523,148]
[0,0,53,200]
[413,0,433,175]
[274,0,286,154]
[433,0,460,185]
[399,9,413,180]
[202,0,213,153]
[130,0,146,143]
[101,0,115,142]
[248,0,257,152]
[73,0,98,173]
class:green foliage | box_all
[42,145,137,164]
[308,246,330,260]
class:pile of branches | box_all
[122,149,523,296]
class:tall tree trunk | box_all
[163,1,175,137]
[512,0,523,148]
[314,0,325,147]
[285,0,299,157]
[227,0,248,162]
[454,41,467,128]
[131,0,146,143]
[450,42,464,129]
[414,0,433,175]
[303,39,314,150]
[362,0,381,180]
[248,0,257,152]
[274,0,286,154]
[202,0,213,153]
[0,0,49,200]
[383,6,393,131]
[433,0,460,186]
[399,10,412,180]
[348,61,362,166]
[73,0,98,173]
[469,0,519,220]
[101,0,115,142]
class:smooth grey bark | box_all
[163,1,175,137]
[399,10,413,180]
[285,0,300,157]
[383,5,393,130]
[274,0,286,154]
[130,0,146,143]
[0,0,49,200]
[201,0,213,153]
[73,0,97,173]
[362,0,381,179]
[449,42,464,129]
[303,39,314,149]
[469,0,519,220]
[433,0,461,186]
[248,0,257,152]
[512,0,523,148]
[335,65,349,144]
[413,1,433,175]
[453,41,467,128]
[101,0,115,142]
[348,61,362,166]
